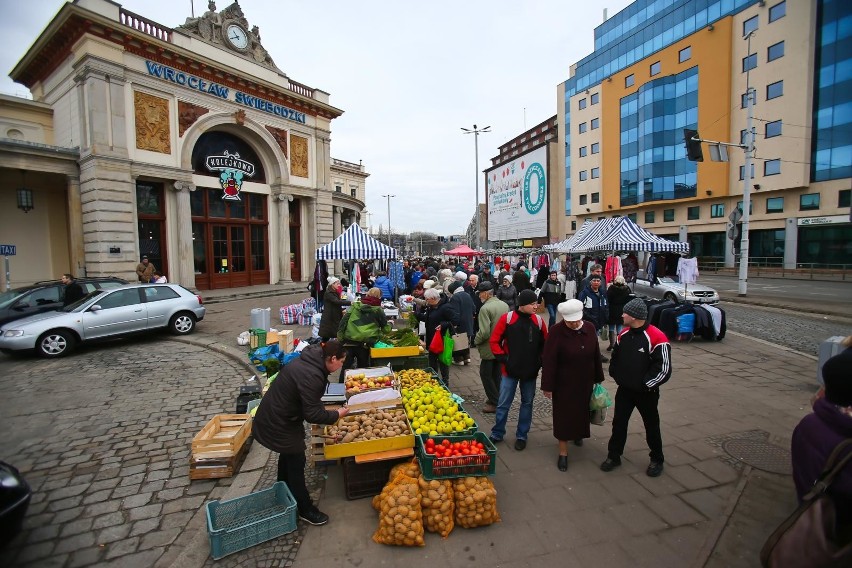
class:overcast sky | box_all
[2,0,632,237]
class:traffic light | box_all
[683,128,703,162]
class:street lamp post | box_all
[461,124,490,250]
[382,194,395,248]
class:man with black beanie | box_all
[488,289,548,451]
[601,298,672,477]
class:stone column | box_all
[171,181,196,287]
[66,175,86,277]
[276,193,292,282]
[333,206,343,275]
[783,217,798,270]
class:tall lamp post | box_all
[461,124,490,250]
[382,194,395,247]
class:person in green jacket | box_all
[472,281,510,413]
[337,287,389,380]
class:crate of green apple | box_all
[343,367,397,399]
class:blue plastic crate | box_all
[206,482,297,559]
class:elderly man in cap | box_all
[489,289,548,450]
[601,298,672,477]
[473,281,510,413]
[136,255,156,283]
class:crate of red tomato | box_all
[416,432,497,481]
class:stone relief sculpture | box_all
[266,126,288,158]
[135,91,171,153]
[290,135,308,178]
[178,101,209,137]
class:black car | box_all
[0,277,127,327]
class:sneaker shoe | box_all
[600,457,622,472]
[488,435,503,444]
[465,358,471,364]
[483,403,497,413]
[573,438,584,447]
[514,439,527,451]
[646,461,664,477]
[299,509,329,526]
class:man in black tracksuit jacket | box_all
[600,298,672,477]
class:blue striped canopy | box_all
[315,223,398,260]
[578,217,690,253]
[543,219,595,253]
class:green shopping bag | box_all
[590,382,613,410]
[438,329,454,366]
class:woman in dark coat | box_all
[252,341,348,525]
[415,288,460,386]
[606,275,631,351]
[448,282,475,365]
[541,299,604,472]
[317,277,351,341]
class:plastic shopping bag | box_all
[589,382,613,410]
[429,327,444,354]
[438,330,454,366]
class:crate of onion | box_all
[415,433,497,481]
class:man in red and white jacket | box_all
[488,289,548,451]
[600,298,672,477]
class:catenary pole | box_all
[739,31,755,296]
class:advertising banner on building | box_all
[486,145,548,242]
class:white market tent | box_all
[315,223,397,260]
[545,217,689,254]
[543,219,596,253]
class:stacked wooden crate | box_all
[190,415,253,480]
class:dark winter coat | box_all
[792,397,852,524]
[415,296,460,350]
[512,270,532,294]
[318,286,351,339]
[541,320,604,441]
[63,281,85,306]
[606,284,632,325]
[578,286,609,331]
[449,289,475,337]
[252,344,340,454]
[539,277,563,306]
[609,323,672,391]
[490,310,548,381]
[496,283,517,312]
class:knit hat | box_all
[448,281,462,294]
[623,298,648,320]
[478,281,494,292]
[423,280,437,290]
[327,276,340,286]
[557,299,584,322]
[823,349,852,406]
[454,271,467,281]
[517,289,538,307]
[503,275,512,282]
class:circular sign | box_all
[523,162,546,215]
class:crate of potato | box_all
[344,366,397,399]
[323,407,414,459]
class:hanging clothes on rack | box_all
[388,261,405,299]
[677,256,699,285]
[647,256,658,287]
[604,255,623,285]
[622,254,639,283]
[311,260,329,311]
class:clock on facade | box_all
[225,24,249,51]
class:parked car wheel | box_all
[36,330,76,358]
[169,312,196,335]
[663,292,678,303]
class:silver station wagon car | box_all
[632,270,720,304]
[0,284,206,358]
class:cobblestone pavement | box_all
[720,302,851,355]
[0,335,253,568]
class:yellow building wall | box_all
[601,17,734,213]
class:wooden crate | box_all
[192,415,252,460]
[309,424,335,466]
[190,440,251,480]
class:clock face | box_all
[226,24,249,50]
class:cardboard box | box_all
[278,329,294,353]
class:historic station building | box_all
[1,0,366,289]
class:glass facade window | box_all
[627,213,637,223]
[579,170,588,181]
[800,193,820,210]
[679,46,692,63]
[591,118,600,129]
[591,92,600,105]
[741,93,750,109]
[571,220,577,231]
[767,41,785,62]
[650,61,661,76]
[750,229,785,262]
[765,120,782,138]
[769,1,786,23]
[579,194,588,205]
[742,53,757,72]
[579,98,587,109]
[645,211,655,223]
[579,122,588,133]
[591,167,600,179]
[592,192,600,203]
[736,200,754,214]
[798,225,852,266]
[711,204,725,218]
[812,0,852,182]
[764,159,781,175]
[743,15,759,36]
[766,196,784,213]
[739,163,756,180]
[740,129,749,144]
[335,184,342,193]
[767,80,783,100]
[619,66,698,207]
[591,142,600,154]
[663,208,675,221]
[687,206,700,220]
[840,189,851,208]
[580,146,588,157]
[625,74,635,88]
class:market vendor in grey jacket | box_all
[473,281,509,413]
[253,341,349,526]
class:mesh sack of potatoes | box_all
[417,475,455,538]
[452,476,501,529]
[389,458,421,480]
[372,471,425,547]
